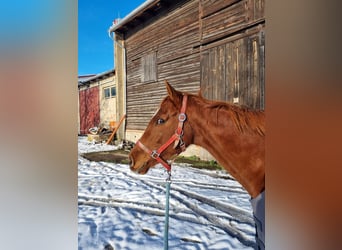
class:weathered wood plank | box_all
[200,0,241,18]
[200,0,264,45]
[122,0,265,130]
[201,0,247,44]
[200,25,264,109]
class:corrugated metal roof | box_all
[78,69,115,86]
[78,74,96,81]
[108,0,160,34]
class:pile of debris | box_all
[87,126,115,144]
[121,140,135,151]
[87,115,126,145]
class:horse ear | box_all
[164,80,182,106]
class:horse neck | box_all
[186,96,265,198]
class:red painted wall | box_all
[79,86,100,135]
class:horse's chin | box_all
[131,162,150,175]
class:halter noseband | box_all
[136,95,188,172]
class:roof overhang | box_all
[108,0,162,35]
[78,69,115,87]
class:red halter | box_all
[136,95,188,172]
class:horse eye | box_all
[156,118,165,125]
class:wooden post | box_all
[106,114,126,145]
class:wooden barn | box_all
[78,69,116,135]
[109,0,265,158]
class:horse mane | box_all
[192,94,265,136]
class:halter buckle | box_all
[151,150,160,159]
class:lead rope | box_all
[163,170,172,250]
[137,95,187,249]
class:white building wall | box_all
[99,75,117,128]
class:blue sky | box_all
[78,0,146,75]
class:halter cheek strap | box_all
[137,95,188,171]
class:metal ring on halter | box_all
[151,150,160,159]
[178,113,187,122]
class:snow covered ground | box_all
[78,136,256,249]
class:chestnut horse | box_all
[129,81,265,249]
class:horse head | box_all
[129,81,193,174]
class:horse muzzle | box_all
[129,155,150,174]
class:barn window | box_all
[141,52,157,82]
[104,86,116,98]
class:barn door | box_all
[200,30,265,110]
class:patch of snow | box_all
[78,136,256,249]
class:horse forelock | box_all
[162,93,185,110]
